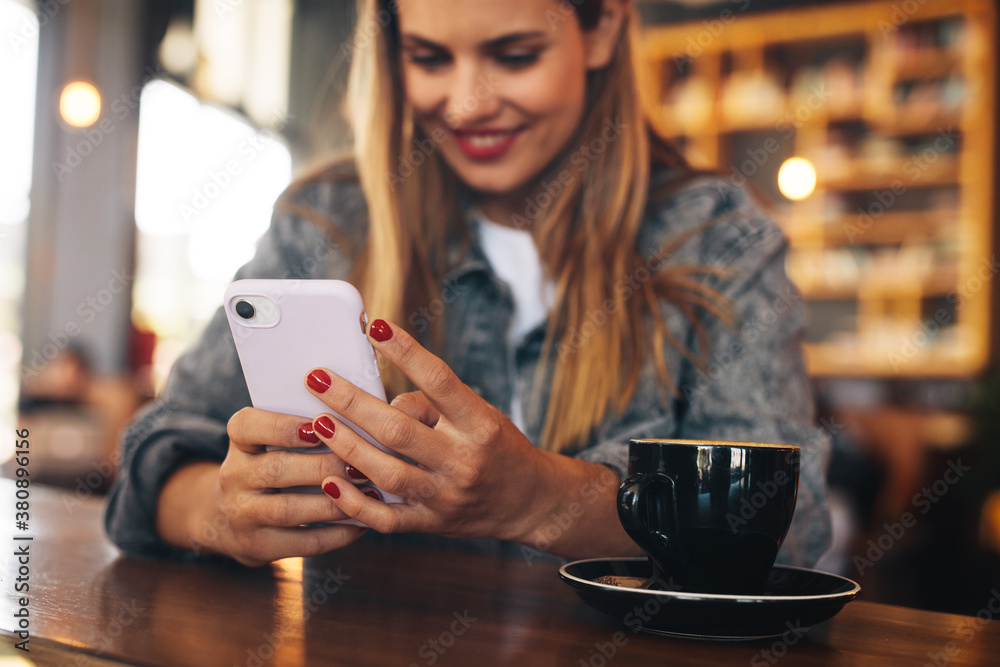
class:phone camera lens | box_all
[235,300,256,320]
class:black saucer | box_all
[559,558,860,641]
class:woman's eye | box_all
[407,53,450,70]
[497,52,538,69]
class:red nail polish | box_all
[364,488,383,501]
[314,415,336,438]
[369,319,393,342]
[346,464,368,481]
[298,423,320,443]
[323,480,341,499]
[307,369,332,393]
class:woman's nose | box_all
[444,62,502,127]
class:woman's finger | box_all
[390,391,441,427]
[247,449,368,490]
[305,368,446,468]
[235,524,367,566]
[365,319,482,429]
[320,474,434,536]
[242,490,353,527]
[312,412,440,495]
[228,407,326,454]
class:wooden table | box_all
[2,480,999,666]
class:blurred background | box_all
[1,0,998,615]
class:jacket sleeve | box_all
[574,179,832,568]
[104,181,360,558]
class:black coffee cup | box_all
[617,439,799,595]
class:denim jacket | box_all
[105,170,831,566]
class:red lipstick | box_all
[451,127,525,160]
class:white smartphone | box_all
[223,278,403,524]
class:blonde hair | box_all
[294,0,731,454]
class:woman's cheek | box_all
[517,67,585,120]
[403,71,443,114]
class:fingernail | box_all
[314,415,336,439]
[307,369,332,393]
[346,464,368,481]
[369,319,393,342]
[323,480,340,499]
[364,488,383,501]
[298,423,320,443]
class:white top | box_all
[475,216,555,431]
[476,217,555,345]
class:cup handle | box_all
[617,473,680,582]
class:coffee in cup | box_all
[617,439,799,594]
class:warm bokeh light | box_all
[777,157,817,201]
[59,80,102,127]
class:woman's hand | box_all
[304,319,549,542]
[303,318,638,558]
[156,408,370,567]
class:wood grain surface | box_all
[2,479,999,666]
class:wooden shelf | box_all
[893,49,963,81]
[819,155,960,191]
[796,267,957,300]
[804,340,988,377]
[874,114,964,137]
[659,100,870,137]
[819,211,956,246]
[826,103,868,124]
[642,0,995,378]
[719,114,790,133]
[893,107,966,131]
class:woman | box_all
[106,0,831,567]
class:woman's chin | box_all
[454,172,536,204]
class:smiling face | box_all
[396,0,621,220]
